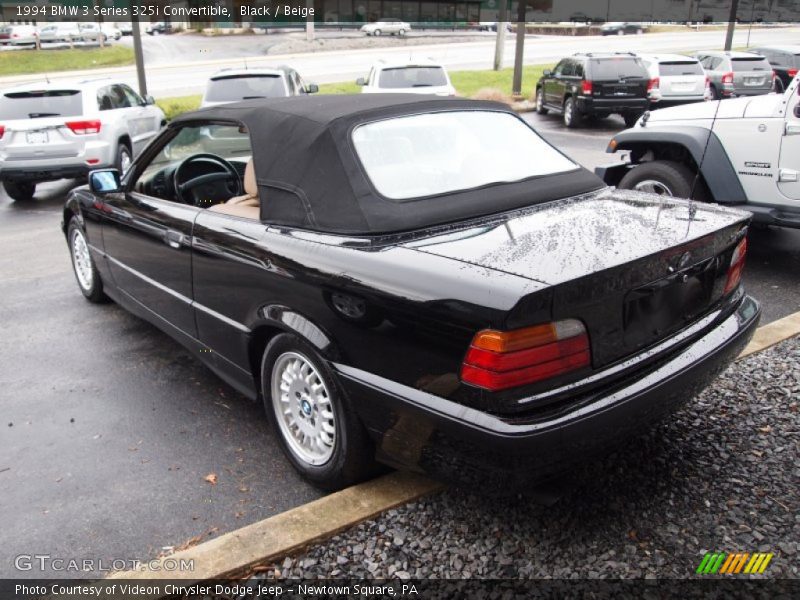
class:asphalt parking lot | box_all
[1,112,798,578]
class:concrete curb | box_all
[108,311,799,584]
[108,471,443,582]
[739,310,800,358]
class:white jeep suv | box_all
[597,75,800,229]
[0,79,165,202]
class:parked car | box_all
[201,67,318,108]
[639,54,711,107]
[360,19,411,36]
[146,22,170,35]
[0,79,165,202]
[38,22,80,44]
[64,95,759,490]
[118,22,133,36]
[357,59,456,96]
[101,23,122,41]
[0,24,38,46]
[596,73,800,229]
[600,22,645,35]
[750,45,800,91]
[76,23,108,43]
[478,22,511,32]
[695,51,775,99]
[535,52,650,128]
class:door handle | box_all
[164,230,184,249]
[784,122,800,136]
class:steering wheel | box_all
[173,153,242,206]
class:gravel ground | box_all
[257,336,799,580]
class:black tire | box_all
[535,88,548,114]
[261,333,378,491]
[67,219,108,303]
[3,180,36,202]
[373,29,381,37]
[618,160,710,201]
[563,97,582,128]
[115,143,132,174]
[709,84,720,100]
[623,112,642,128]
[398,29,405,37]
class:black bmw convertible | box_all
[63,95,759,489]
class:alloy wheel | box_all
[633,179,673,196]
[71,228,94,291]
[271,351,336,466]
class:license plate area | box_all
[26,130,49,144]
[744,77,764,86]
[623,258,715,350]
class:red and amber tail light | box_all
[65,120,101,135]
[460,320,591,391]
[723,237,748,295]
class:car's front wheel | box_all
[563,97,582,128]
[535,88,548,114]
[262,333,377,490]
[618,160,709,201]
[3,181,36,202]
[116,143,132,174]
[68,219,107,302]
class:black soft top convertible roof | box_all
[172,95,603,235]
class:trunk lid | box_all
[405,189,749,367]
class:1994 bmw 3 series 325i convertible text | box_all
[63,95,760,490]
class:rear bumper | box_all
[336,294,760,487]
[576,96,648,114]
[0,164,109,183]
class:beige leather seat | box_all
[208,159,260,219]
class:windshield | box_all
[352,111,577,200]
[0,90,83,119]
[205,75,287,102]
[378,67,447,89]
[589,58,647,79]
[732,58,771,72]
[658,61,704,76]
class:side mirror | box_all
[306,83,319,94]
[144,95,155,105]
[89,169,121,194]
[543,69,552,77]
[356,77,366,86]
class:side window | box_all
[120,84,143,107]
[109,85,131,109]
[133,124,253,206]
[707,57,721,70]
[553,60,567,77]
[96,86,114,111]
[561,60,576,77]
[294,73,306,94]
[574,62,584,78]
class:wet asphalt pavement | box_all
[1,116,798,579]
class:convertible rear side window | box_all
[352,111,577,200]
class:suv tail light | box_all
[460,319,591,391]
[65,120,101,135]
[581,80,593,95]
[723,238,748,295]
[647,77,660,91]
[0,125,4,139]
[721,72,734,85]
[788,68,798,79]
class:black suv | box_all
[751,45,800,91]
[535,53,650,128]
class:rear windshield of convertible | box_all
[351,110,577,200]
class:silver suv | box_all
[696,50,775,99]
[0,79,165,202]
